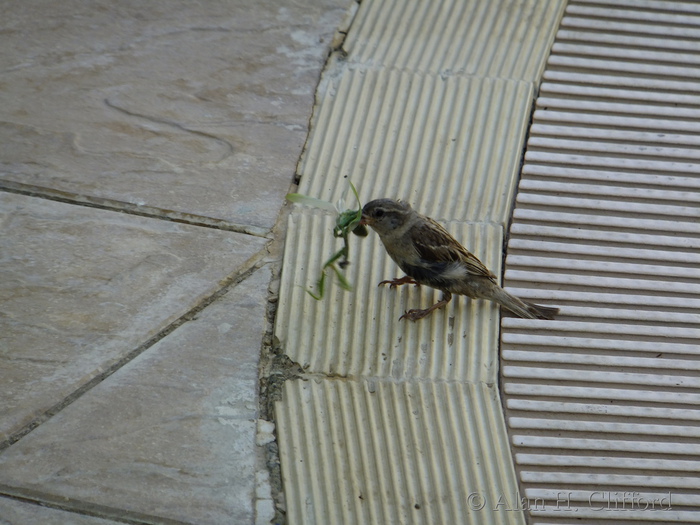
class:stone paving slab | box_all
[0,498,123,525]
[0,192,267,445]
[0,1,355,523]
[0,0,350,230]
[0,266,272,525]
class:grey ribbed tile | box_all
[502,1,700,521]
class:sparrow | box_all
[360,198,559,321]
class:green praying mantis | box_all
[286,182,367,300]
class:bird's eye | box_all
[374,209,384,218]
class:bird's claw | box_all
[378,276,419,289]
[398,292,452,321]
[399,309,430,322]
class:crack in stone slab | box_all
[103,98,235,164]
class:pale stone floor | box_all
[3,3,693,525]
[0,1,351,524]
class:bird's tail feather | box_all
[493,288,559,320]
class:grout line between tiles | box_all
[0,489,191,525]
[0,258,269,453]
[0,180,271,238]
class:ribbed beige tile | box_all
[275,209,502,383]
[276,1,570,523]
[297,69,534,225]
[502,0,700,521]
[343,0,566,80]
[276,379,525,525]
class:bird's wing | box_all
[411,216,497,280]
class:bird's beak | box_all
[359,214,369,226]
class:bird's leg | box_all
[400,292,452,321]
[378,275,419,288]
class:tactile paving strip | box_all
[297,70,535,225]
[276,210,502,383]
[342,0,565,80]
[501,0,700,522]
[274,0,567,523]
[276,379,524,525]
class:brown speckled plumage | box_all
[361,198,559,321]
